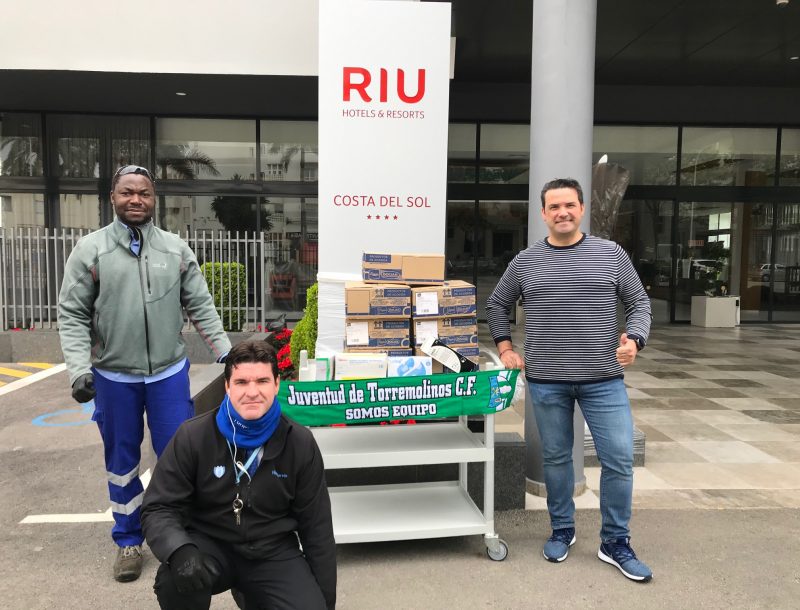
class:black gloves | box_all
[71,373,96,403]
[168,544,221,594]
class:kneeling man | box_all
[142,340,336,609]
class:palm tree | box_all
[210,175,273,233]
[156,144,220,180]
[0,136,41,176]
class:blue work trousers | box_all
[92,361,194,547]
[529,378,634,542]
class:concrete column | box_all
[525,0,597,496]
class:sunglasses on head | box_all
[113,165,155,183]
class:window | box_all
[259,121,317,182]
[0,193,45,227]
[479,124,529,184]
[48,114,150,178]
[681,127,776,187]
[447,124,476,183]
[156,118,256,181]
[780,129,800,186]
[593,126,678,185]
[159,194,263,234]
[60,194,101,230]
[0,113,43,177]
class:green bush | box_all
[200,262,248,331]
[290,283,318,366]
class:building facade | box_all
[1,0,799,325]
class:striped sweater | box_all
[486,234,652,383]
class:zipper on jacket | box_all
[144,255,152,295]
[242,480,251,539]
[136,245,153,375]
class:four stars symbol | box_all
[366,214,399,220]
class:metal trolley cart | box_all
[311,412,509,561]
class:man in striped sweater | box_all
[486,177,653,583]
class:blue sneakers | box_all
[543,527,576,563]
[598,537,653,582]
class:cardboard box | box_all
[415,346,480,374]
[345,318,410,348]
[334,352,388,380]
[387,356,433,377]
[413,316,478,347]
[362,253,445,285]
[345,347,414,358]
[345,281,411,318]
[411,280,477,318]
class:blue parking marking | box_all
[32,402,94,427]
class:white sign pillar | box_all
[316,0,452,356]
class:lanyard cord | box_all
[226,441,262,486]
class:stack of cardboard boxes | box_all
[344,282,413,357]
[411,280,479,373]
[342,252,478,375]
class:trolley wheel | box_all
[486,539,509,562]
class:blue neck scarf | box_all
[215,395,282,450]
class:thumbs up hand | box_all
[616,333,637,368]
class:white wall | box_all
[1,0,319,76]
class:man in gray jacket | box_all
[58,164,231,583]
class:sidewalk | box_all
[489,323,800,511]
[1,325,799,608]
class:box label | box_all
[345,321,369,346]
[414,320,438,343]
[364,268,402,281]
[415,292,439,316]
[363,253,393,263]
[413,303,477,317]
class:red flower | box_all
[277,343,291,359]
[278,357,293,370]
[274,329,292,341]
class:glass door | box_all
[612,199,674,323]
[445,199,529,321]
[445,200,477,285]
[737,202,800,322]
[773,203,800,321]
[738,202,772,322]
[675,202,736,322]
[476,200,529,320]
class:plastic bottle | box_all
[298,350,316,381]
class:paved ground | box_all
[1,325,800,608]
[492,323,800,510]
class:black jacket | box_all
[141,410,336,608]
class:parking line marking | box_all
[21,512,114,524]
[18,362,55,370]
[20,470,151,524]
[0,366,33,378]
[0,363,67,397]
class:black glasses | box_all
[113,165,155,184]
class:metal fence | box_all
[0,227,317,331]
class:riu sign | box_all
[343,67,426,103]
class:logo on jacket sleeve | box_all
[213,465,226,478]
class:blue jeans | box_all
[529,378,633,542]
